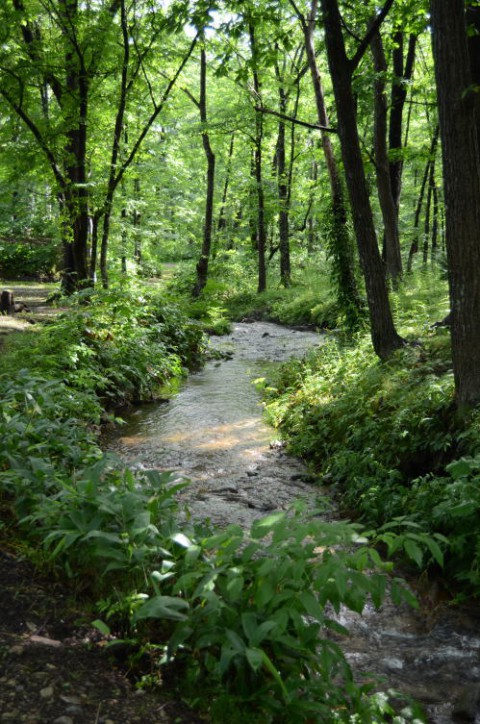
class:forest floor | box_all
[0,282,61,347]
[0,283,206,723]
[0,546,204,724]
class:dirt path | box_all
[0,549,203,723]
[0,283,61,346]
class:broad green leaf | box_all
[91,619,111,636]
[246,647,264,672]
[133,595,189,622]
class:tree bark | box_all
[290,0,362,318]
[430,0,480,409]
[193,46,216,298]
[321,0,404,359]
[389,32,417,211]
[274,52,291,287]
[371,30,402,281]
[249,24,267,294]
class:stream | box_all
[106,322,480,724]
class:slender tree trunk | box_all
[389,32,417,211]
[216,133,235,235]
[249,24,267,293]
[371,30,402,281]
[295,0,362,317]
[423,157,436,265]
[430,0,480,409]
[89,212,100,282]
[133,176,141,264]
[193,46,216,297]
[431,176,439,264]
[274,54,291,287]
[406,125,439,272]
[321,0,404,359]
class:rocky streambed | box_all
[106,322,480,724]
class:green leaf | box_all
[91,619,111,636]
[245,647,264,672]
[133,595,189,622]
[250,511,286,539]
[171,532,193,548]
[404,539,423,567]
[446,458,475,480]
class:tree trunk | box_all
[274,54,291,287]
[193,46,216,298]
[389,32,417,211]
[216,132,235,238]
[371,30,402,281]
[133,176,142,264]
[430,0,480,410]
[249,24,267,294]
[321,0,404,359]
[406,125,439,272]
[298,0,362,318]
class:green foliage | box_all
[261,309,480,582]
[3,285,206,407]
[0,238,60,280]
[264,331,455,515]
[0,372,102,520]
[145,506,420,722]
[404,453,480,591]
[321,203,365,332]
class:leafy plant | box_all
[130,505,424,722]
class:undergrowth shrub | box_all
[262,324,480,590]
[129,506,425,723]
[2,285,206,407]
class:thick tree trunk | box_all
[60,0,90,290]
[321,0,404,359]
[430,0,480,410]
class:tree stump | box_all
[0,290,14,315]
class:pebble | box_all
[60,695,81,705]
[39,685,54,699]
[9,645,24,655]
[65,705,83,715]
[382,657,404,671]
[52,717,74,724]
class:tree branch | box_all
[349,0,395,73]
[0,86,65,189]
[255,105,337,133]
[108,33,199,202]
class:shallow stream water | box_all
[106,322,480,723]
